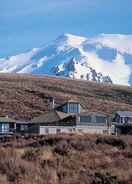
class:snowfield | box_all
[0,33,132,85]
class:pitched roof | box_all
[66,99,80,103]
[117,111,132,118]
[61,99,82,106]
[0,117,16,123]
[32,110,72,124]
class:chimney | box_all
[49,97,55,110]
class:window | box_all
[95,116,107,124]
[80,115,92,123]
[115,115,120,123]
[0,124,10,133]
[120,117,124,124]
[128,117,132,123]
[125,117,132,124]
[21,125,28,131]
[62,104,67,113]
[68,103,80,113]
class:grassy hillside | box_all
[0,134,131,184]
[0,74,132,120]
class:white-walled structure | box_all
[39,125,108,135]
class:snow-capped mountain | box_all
[52,57,112,83]
[0,33,132,85]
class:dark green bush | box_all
[96,137,127,149]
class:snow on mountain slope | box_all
[52,57,112,83]
[88,34,132,54]
[0,33,132,86]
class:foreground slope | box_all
[0,34,132,85]
[0,74,131,120]
[0,134,132,184]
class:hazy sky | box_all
[0,0,132,57]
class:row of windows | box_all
[68,103,80,113]
[0,124,31,133]
[119,117,132,124]
[80,115,107,124]
[62,103,80,113]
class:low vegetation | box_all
[0,74,132,120]
[0,134,131,183]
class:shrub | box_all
[22,148,41,161]
[54,140,70,156]
[96,136,127,149]
[70,139,94,151]
[92,172,121,184]
[28,141,41,148]
[38,137,59,146]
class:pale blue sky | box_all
[0,0,132,57]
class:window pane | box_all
[96,116,106,124]
[2,124,9,133]
[69,103,79,113]
[21,125,28,131]
[80,116,92,123]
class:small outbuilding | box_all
[113,111,132,134]
[114,111,132,124]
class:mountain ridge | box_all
[0,33,132,86]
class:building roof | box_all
[66,99,80,103]
[62,99,82,106]
[0,117,16,123]
[117,111,132,118]
[32,110,73,124]
[16,121,31,124]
